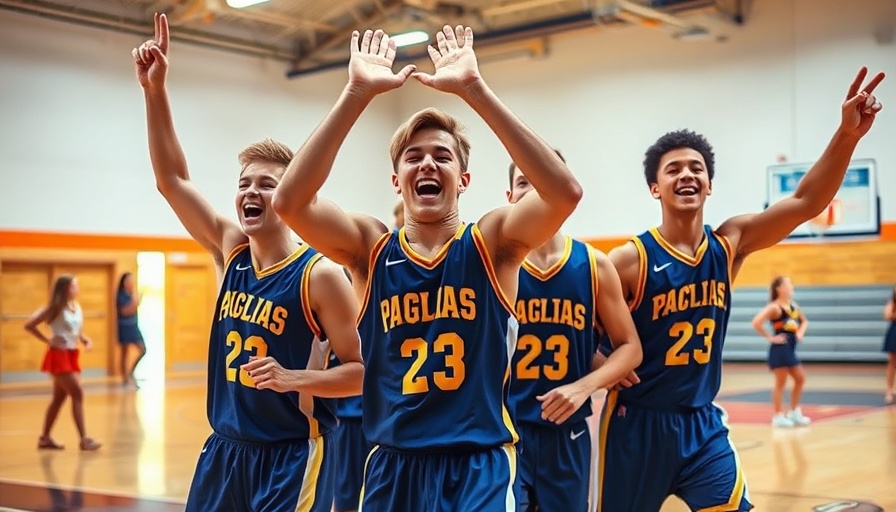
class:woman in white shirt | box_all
[24,275,101,451]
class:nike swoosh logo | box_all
[385,259,406,267]
[200,447,208,453]
[570,429,586,440]
[235,263,252,271]
[653,262,672,272]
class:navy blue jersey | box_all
[509,237,599,427]
[612,226,734,410]
[207,244,336,442]
[772,303,801,339]
[357,224,519,450]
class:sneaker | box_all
[772,413,794,428]
[787,407,811,426]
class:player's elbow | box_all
[559,178,584,211]
[271,188,300,222]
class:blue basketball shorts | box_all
[517,420,593,512]
[333,418,371,512]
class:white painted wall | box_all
[397,0,896,238]
[0,8,400,237]
[1,0,893,240]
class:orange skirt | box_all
[41,348,80,375]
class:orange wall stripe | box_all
[0,230,205,252]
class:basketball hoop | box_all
[807,199,842,237]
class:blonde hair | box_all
[238,139,293,172]
[389,108,471,173]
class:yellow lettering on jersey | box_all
[248,297,265,323]
[558,300,573,327]
[441,285,459,319]
[230,292,246,319]
[515,298,587,331]
[216,289,288,336]
[573,303,586,330]
[380,287,478,333]
[256,300,272,329]
[459,288,475,320]
[269,306,287,336]
[651,280,728,321]
[239,294,255,322]
[219,291,231,321]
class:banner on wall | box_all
[766,158,880,238]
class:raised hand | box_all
[348,29,416,99]
[413,25,482,96]
[133,12,170,91]
[841,66,885,138]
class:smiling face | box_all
[650,147,713,213]
[235,162,285,236]
[392,127,469,224]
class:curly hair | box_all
[643,129,715,185]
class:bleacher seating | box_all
[724,284,893,362]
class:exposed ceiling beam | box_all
[292,0,404,67]
[481,0,568,18]
[0,0,296,61]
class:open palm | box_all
[348,29,415,97]
[414,25,482,95]
[840,66,885,138]
[133,12,169,91]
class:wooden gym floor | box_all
[0,363,893,512]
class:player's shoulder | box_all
[308,255,353,286]
[607,239,640,268]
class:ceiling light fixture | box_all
[391,30,430,48]
[226,0,270,8]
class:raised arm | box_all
[273,30,415,271]
[134,13,244,265]
[413,25,582,261]
[241,258,364,397]
[537,251,642,424]
[751,304,787,345]
[718,67,884,262]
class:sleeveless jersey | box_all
[772,303,801,341]
[509,237,599,427]
[358,224,519,450]
[207,244,336,443]
[616,226,733,410]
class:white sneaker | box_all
[787,407,811,426]
[772,413,794,428]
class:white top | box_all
[48,304,83,350]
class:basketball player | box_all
[272,26,582,511]
[506,155,642,512]
[752,276,811,427]
[133,13,363,512]
[596,67,884,511]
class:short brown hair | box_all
[508,148,566,187]
[238,139,293,172]
[389,108,471,173]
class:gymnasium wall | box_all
[397,0,896,239]
[0,8,402,238]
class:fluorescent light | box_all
[391,30,429,48]
[226,0,269,8]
